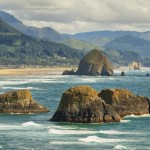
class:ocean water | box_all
[0,68,150,150]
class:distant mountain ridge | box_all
[0,10,70,42]
[0,17,84,65]
[104,35,150,58]
[0,10,149,66]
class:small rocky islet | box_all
[50,85,150,123]
[63,49,113,76]
[0,89,49,113]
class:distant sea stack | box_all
[62,49,113,76]
[50,85,150,123]
[76,49,113,76]
[0,89,49,113]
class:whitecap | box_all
[141,114,150,117]
[78,136,127,143]
[47,126,76,130]
[48,129,98,135]
[99,130,129,135]
[120,120,131,123]
[10,112,23,114]
[99,130,141,135]
[0,145,3,149]
[21,121,41,127]
[113,145,128,150]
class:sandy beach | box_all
[0,66,149,76]
[0,67,76,76]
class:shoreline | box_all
[0,67,76,76]
[0,66,149,76]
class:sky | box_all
[0,0,150,34]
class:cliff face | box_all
[0,89,49,113]
[98,89,150,117]
[50,86,121,123]
[50,86,150,123]
[76,49,113,76]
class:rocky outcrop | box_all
[62,69,76,75]
[0,89,49,113]
[76,49,113,76]
[62,49,113,76]
[50,86,121,123]
[50,86,150,123]
[121,71,125,76]
[98,89,150,117]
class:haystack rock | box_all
[50,86,121,123]
[0,89,49,113]
[98,89,150,117]
[76,49,113,76]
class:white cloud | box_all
[1,0,150,33]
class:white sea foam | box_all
[0,124,20,130]
[80,78,97,83]
[10,112,23,114]
[21,121,41,127]
[113,145,128,150]
[120,120,131,123]
[0,81,20,86]
[124,114,150,118]
[48,126,76,130]
[108,77,115,80]
[0,145,3,149]
[78,136,127,143]
[2,86,44,90]
[99,130,141,135]
[48,129,98,135]
[42,80,65,83]
[99,130,129,135]
[114,70,122,74]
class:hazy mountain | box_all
[0,10,70,42]
[0,17,84,65]
[62,39,102,51]
[0,10,149,66]
[104,35,150,58]
[73,30,141,44]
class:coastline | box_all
[0,67,76,76]
[0,66,149,76]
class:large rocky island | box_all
[50,85,150,123]
[63,49,113,76]
[0,89,49,113]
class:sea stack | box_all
[76,49,113,76]
[62,49,113,76]
[98,89,150,117]
[0,89,49,113]
[50,85,121,123]
[50,86,150,123]
[121,71,125,76]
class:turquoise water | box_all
[0,69,150,150]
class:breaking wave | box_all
[21,121,41,127]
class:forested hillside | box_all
[0,18,84,66]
